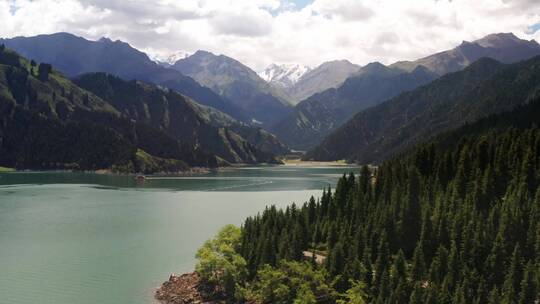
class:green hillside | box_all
[0,45,130,171]
[191,97,540,303]
[74,73,284,164]
[0,45,289,172]
[272,64,437,150]
[306,56,540,163]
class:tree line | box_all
[196,98,540,303]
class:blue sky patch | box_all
[9,0,20,15]
[291,0,313,10]
[266,0,313,16]
[527,22,540,34]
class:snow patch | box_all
[152,51,192,66]
[259,63,311,88]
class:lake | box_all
[0,165,358,304]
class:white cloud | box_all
[311,0,374,21]
[1,0,539,70]
[209,9,274,37]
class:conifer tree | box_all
[518,262,538,304]
[409,282,424,304]
[410,241,426,282]
[37,63,52,81]
[233,101,540,302]
[487,287,500,304]
[502,245,523,303]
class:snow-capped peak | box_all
[152,51,192,66]
[259,63,311,88]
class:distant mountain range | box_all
[306,54,540,162]
[0,46,285,172]
[0,33,248,123]
[391,32,540,75]
[154,51,191,67]
[259,63,312,92]
[287,60,360,103]
[272,33,540,150]
[2,31,539,168]
[260,60,360,105]
[272,62,437,150]
[171,50,292,126]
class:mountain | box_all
[272,32,540,151]
[0,33,248,122]
[0,45,217,172]
[391,32,540,75]
[306,55,540,162]
[0,46,283,172]
[272,63,437,150]
[171,50,292,126]
[215,95,540,304]
[73,73,285,164]
[259,63,312,92]
[288,60,361,103]
[153,51,191,67]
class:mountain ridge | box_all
[287,59,360,103]
[273,32,540,151]
[0,46,285,171]
[73,72,287,164]
[272,62,437,150]
[0,32,250,123]
[259,63,312,92]
[171,50,293,126]
[305,55,540,162]
[390,32,540,75]
[0,45,215,171]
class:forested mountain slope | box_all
[272,64,437,150]
[0,45,217,171]
[0,47,281,171]
[306,55,540,162]
[272,33,540,151]
[185,100,289,156]
[190,96,540,304]
[74,73,284,164]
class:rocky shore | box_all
[155,272,223,304]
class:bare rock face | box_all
[390,32,540,76]
[259,63,312,91]
[172,50,293,126]
[287,60,361,103]
[260,60,360,105]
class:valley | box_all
[1,6,539,303]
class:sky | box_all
[1,0,540,71]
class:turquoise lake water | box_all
[0,166,358,304]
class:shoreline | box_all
[0,161,360,176]
[155,272,225,304]
[280,159,354,167]
[0,167,215,176]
